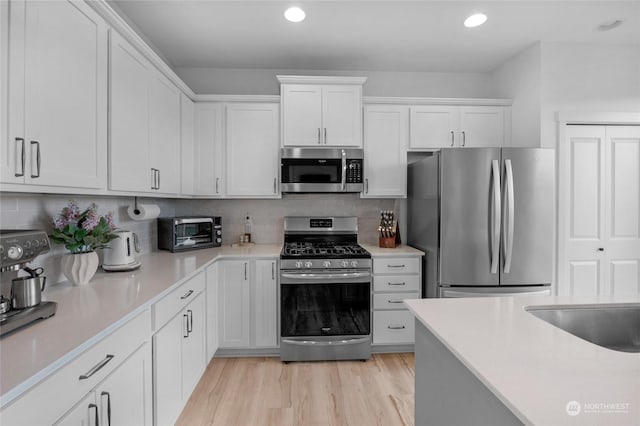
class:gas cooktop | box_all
[281,241,370,259]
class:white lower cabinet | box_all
[217,258,278,349]
[372,256,422,345]
[152,272,206,426]
[205,262,219,361]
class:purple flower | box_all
[81,210,100,231]
[105,212,117,230]
[53,216,66,230]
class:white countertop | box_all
[361,243,424,257]
[405,295,640,426]
[0,244,282,407]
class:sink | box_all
[526,304,640,353]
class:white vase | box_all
[62,251,99,286]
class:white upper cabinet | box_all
[1,0,107,188]
[225,103,280,197]
[279,76,366,147]
[193,102,224,196]
[109,31,180,195]
[410,105,507,149]
[180,94,195,195]
[363,105,408,198]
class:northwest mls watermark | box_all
[566,400,631,416]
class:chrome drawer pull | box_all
[387,325,406,330]
[388,282,405,286]
[180,289,194,300]
[387,300,404,304]
[387,264,405,268]
[79,354,114,380]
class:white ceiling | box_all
[110,0,640,73]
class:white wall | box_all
[489,43,542,147]
[539,42,640,148]
[0,194,175,287]
[176,67,494,98]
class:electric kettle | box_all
[102,230,141,271]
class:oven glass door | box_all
[281,158,342,184]
[281,277,370,337]
[174,222,213,246]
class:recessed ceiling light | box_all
[284,7,305,23]
[597,19,623,31]
[464,13,487,28]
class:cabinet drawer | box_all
[373,311,415,345]
[373,292,420,310]
[153,271,205,331]
[373,257,420,274]
[373,275,420,292]
[1,310,150,425]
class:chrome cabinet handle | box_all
[183,313,189,338]
[450,130,454,147]
[150,168,158,189]
[273,177,277,194]
[317,128,321,144]
[324,128,327,144]
[387,300,404,304]
[387,264,405,268]
[461,131,466,147]
[157,169,160,190]
[244,262,248,280]
[15,138,25,177]
[388,325,406,330]
[365,178,369,194]
[100,391,112,426]
[187,309,193,333]
[79,354,114,380]
[271,262,275,280]
[30,141,40,178]
[388,282,405,286]
[215,177,220,194]
[89,403,99,426]
[180,289,194,300]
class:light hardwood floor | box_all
[176,353,415,426]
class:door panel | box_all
[322,85,361,146]
[569,261,602,296]
[571,137,603,238]
[609,260,640,295]
[440,148,500,286]
[500,148,554,285]
[282,85,322,146]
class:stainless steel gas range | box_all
[280,216,372,362]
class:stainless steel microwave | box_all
[280,148,364,193]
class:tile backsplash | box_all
[0,193,175,286]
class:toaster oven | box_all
[158,217,222,252]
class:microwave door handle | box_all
[341,149,347,191]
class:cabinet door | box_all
[363,105,408,198]
[54,392,96,426]
[182,292,206,400]
[218,260,251,348]
[109,31,150,192]
[409,105,458,149]
[153,313,183,426]
[149,72,180,194]
[253,259,278,348]
[458,106,504,147]
[4,1,107,188]
[194,103,224,196]
[226,103,280,197]
[281,84,322,146]
[96,343,152,426]
[322,85,362,146]
[205,263,219,361]
[1,0,21,184]
[180,94,195,195]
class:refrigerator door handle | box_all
[504,159,515,273]
[490,159,501,274]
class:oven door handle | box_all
[280,271,371,284]
[281,337,370,346]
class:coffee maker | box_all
[0,230,57,337]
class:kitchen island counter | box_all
[405,295,640,426]
[0,244,282,407]
[361,243,424,257]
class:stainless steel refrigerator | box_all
[408,148,554,298]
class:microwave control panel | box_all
[346,160,363,183]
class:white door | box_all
[253,259,278,348]
[96,344,152,426]
[54,392,96,426]
[322,85,362,146]
[194,103,224,196]
[218,260,250,348]
[153,313,183,426]
[180,94,195,195]
[181,292,206,400]
[226,103,280,197]
[281,85,322,146]
[109,31,150,192]
[559,125,640,296]
[604,126,640,295]
[409,106,458,149]
[362,105,408,197]
[458,106,504,147]
[205,263,219,361]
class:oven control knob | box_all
[216,238,222,243]
[305,261,313,268]
[295,261,302,268]
[341,260,349,268]
[7,245,23,260]
[350,260,358,268]
[323,261,331,268]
